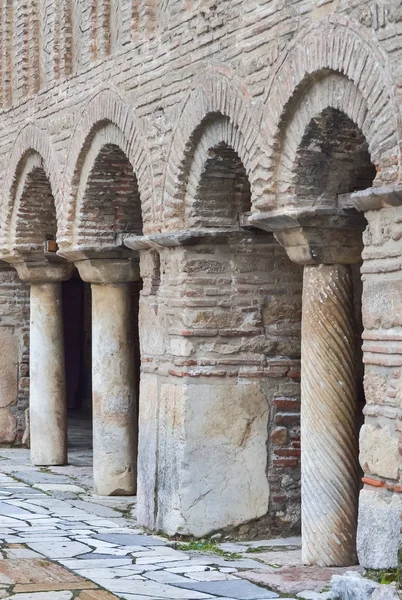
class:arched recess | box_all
[184,116,251,228]
[62,88,153,246]
[262,18,399,210]
[275,72,376,208]
[8,152,58,260]
[1,124,62,257]
[163,74,270,229]
[70,121,143,250]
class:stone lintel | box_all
[57,243,134,262]
[122,227,257,250]
[246,209,365,265]
[14,262,74,283]
[0,241,66,265]
[75,257,141,284]
[349,184,402,212]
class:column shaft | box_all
[91,282,137,495]
[301,264,358,566]
[30,282,67,466]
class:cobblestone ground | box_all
[0,417,359,599]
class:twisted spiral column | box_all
[301,264,358,566]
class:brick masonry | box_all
[0,0,399,549]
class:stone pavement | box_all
[0,419,360,599]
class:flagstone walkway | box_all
[0,420,359,599]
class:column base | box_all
[94,474,136,497]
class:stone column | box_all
[75,258,140,496]
[301,264,358,566]
[15,263,73,466]
[249,210,364,567]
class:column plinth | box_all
[301,264,358,566]
[75,258,139,496]
[15,262,73,466]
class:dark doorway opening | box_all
[62,272,92,455]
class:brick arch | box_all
[163,73,269,230]
[276,72,374,207]
[262,18,400,210]
[0,124,62,253]
[6,152,57,260]
[62,87,154,245]
[70,121,143,250]
[183,117,251,228]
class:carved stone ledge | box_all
[122,227,266,251]
[348,184,402,212]
[57,243,134,262]
[246,208,365,265]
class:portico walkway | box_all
[0,424,360,599]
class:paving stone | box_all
[79,553,134,559]
[84,521,121,528]
[60,559,134,569]
[186,571,239,582]
[4,548,44,559]
[246,549,302,567]
[89,578,214,598]
[219,569,238,574]
[166,566,216,574]
[26,541,92,558]
[76,592,120,599]
[0,503,36,517]
[297,592,331,600]
[0,559,87,585]
[71,502,123,519]
[75,567,145,579]
[13,582,96,592]
[175,579,280,598]
[243,538,302,549]
[94,534,167,547]
[12,473,73,486]
[143,570,193,584]
[4,593,74,599]
[218,543,249,553]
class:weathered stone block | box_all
[137,373,159,529]
[155,380,270,536]
[362,279,402,330]
[357,489,402,569]
[372,585,401,600]
[0,408,17,444]
[331,572,380,600]
[0,328,18,409]
[359,424,399,480]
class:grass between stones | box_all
[175,540,243,559]
[364,568,401,586]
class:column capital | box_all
[246,208,365,265]
[75,258,140,284]
[15,262,73,283]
